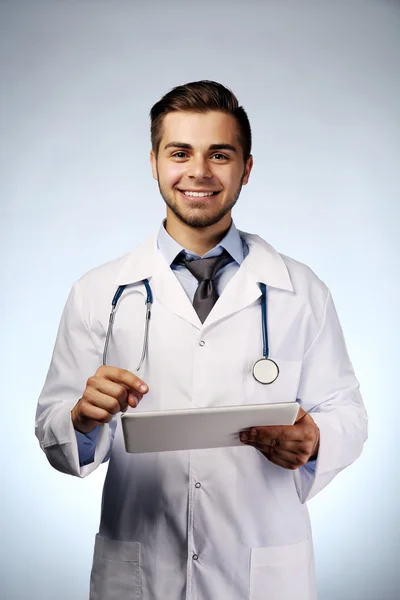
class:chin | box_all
[162,186,235,228]
[179,208,229,229]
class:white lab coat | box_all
[35,231,368,600]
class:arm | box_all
[241,290,367,502]
[34,281,114,477]
[293,290,368,502]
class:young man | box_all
[35,81,368,600]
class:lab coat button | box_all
[192,553,199,560]
[199,340,205,347]
[195,482,201,488]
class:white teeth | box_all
[182,191,216,197]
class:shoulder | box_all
[73,232,157,295]
[241,230,330,305]
[74,253,131,294]
[62,254,132,322]
[281,253,328,295]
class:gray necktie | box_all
[177,250,230,323]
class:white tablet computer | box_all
[121,402,300,454]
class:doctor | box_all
[35,80,368,600]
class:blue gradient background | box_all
[1,1,399,598]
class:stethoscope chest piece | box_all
[253,357,279,385]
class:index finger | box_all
[251,425,288,440]
[97,366,149,393]
[249,405,307,438]
[247,424,304,444]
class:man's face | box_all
[150,111,253,229]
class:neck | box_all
[165,212,232,256]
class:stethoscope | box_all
[103,280,153,371]
[103,281,279,385]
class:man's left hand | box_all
[239,407,320,470]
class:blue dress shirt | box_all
[76,220,247,466]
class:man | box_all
[35,80,368,600]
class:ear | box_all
[150,149,158,181]
[242,155,253,186]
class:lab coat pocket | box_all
[249,538,315,600]
[245,359,302,405]
[90,534,141,600]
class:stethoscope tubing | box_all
[103,280,152,369]
[103,280,273,380]
[259,282,269,359]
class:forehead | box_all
[160,111,240,148]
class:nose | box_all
[186,155,212,180]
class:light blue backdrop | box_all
[1,1,399,599]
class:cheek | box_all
[159,164,186,187]
[214,167,238,189]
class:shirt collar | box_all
[157,219,245,266]
[114,226,293,293]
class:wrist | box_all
[308,436,320,462]
[71,403,98,434]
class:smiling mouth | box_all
[178,190,221,198]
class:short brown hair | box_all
[150,80,252,161]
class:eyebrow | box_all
[164,142,238,154]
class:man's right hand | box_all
[71,366,149,434]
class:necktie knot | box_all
[179,250,230,283]
[174,250,230,323]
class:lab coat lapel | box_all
[152,250,201,328]
[203,262,261,328]
[115,232,200,328]
[203,232,294,328]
